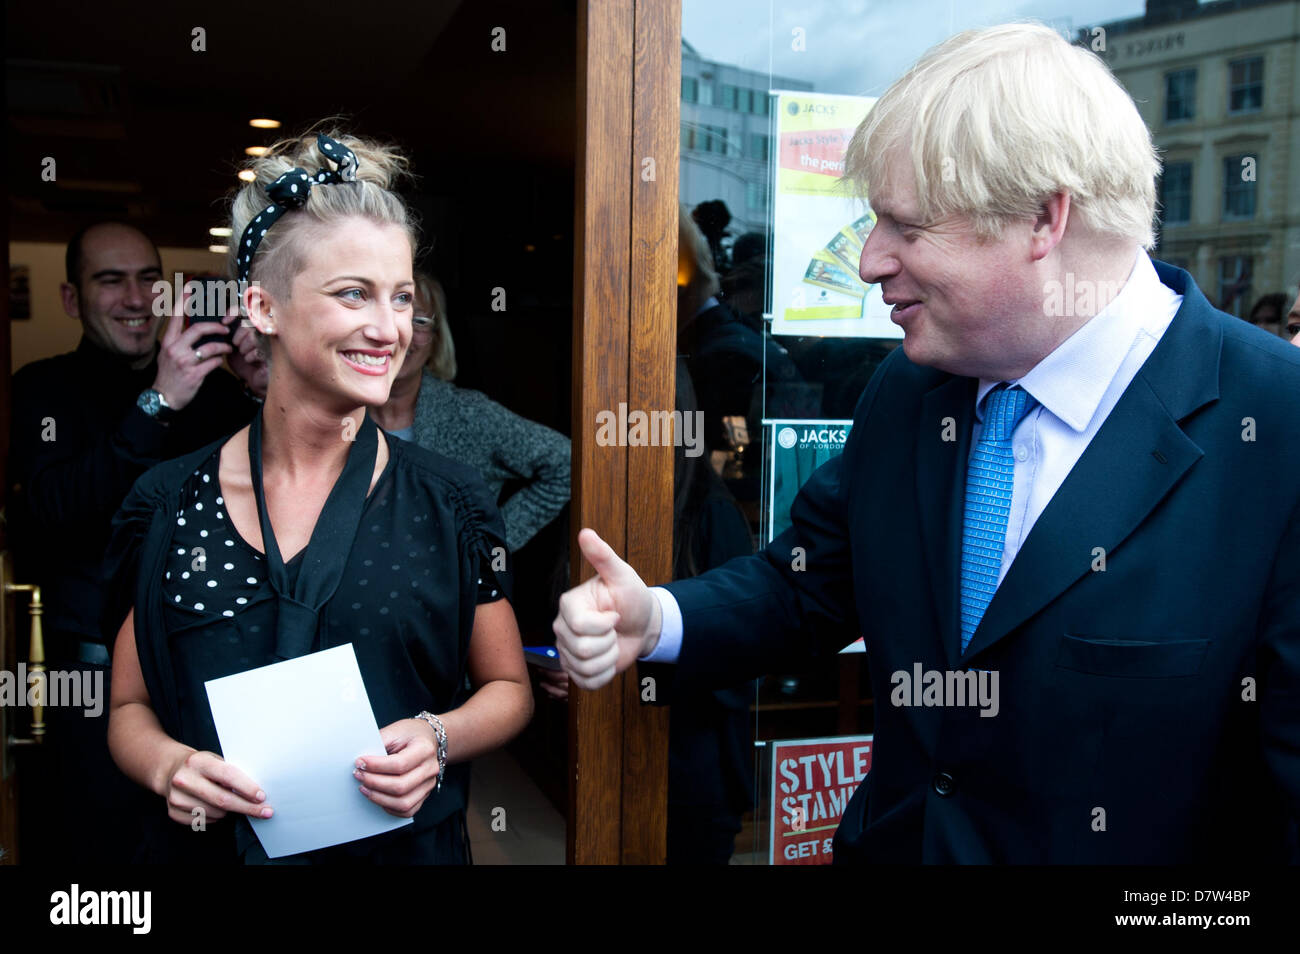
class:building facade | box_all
[1092,0,1300,316]
[680,39,811,239]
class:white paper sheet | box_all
[204,643,412,858]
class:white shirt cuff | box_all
[640,587,683,663]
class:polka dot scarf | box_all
[235,133,360,283]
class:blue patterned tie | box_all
[960,384,1036,653]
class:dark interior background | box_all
[7,0,576,435]
[8,0,578,648]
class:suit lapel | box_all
[916,375,976,671]
[962,262,1222,661]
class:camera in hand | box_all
[184,275,238,351]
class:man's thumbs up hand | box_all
[552,528,662,690]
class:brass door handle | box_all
[2,551,47,786]
[5,583,45,745]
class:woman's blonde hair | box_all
[413,271,457,382]
[844,22,1159,248]
[228,122,418,300]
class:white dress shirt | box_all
[643,249,1183,663]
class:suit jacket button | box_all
[932,772,955,797]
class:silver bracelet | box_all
[415,711,448,793]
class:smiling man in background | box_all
[7,221,257,862]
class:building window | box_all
[1228,57,1263,114]
[1222,154,1257,219]
[747,133,770,160]
[681,124,729,154]
[1164,68,1196,123]
[700,124,729,154]
[717,86,772,114]
[746,180,769,211]
[1217,256,1253,318]
[1158,161,1192,225]
[698,79,714,106]
[682,76,699,103]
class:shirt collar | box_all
[975,247,1159,432]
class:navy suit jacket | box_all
[660,262,1300,863]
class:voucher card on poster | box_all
[769,90,901,340]
[770,735,872,865]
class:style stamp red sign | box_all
[769,735,872,865]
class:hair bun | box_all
[244,125,411,191]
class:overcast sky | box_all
[683,0,1149,96]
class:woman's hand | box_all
[357,719,442,818]
[163,748,273,826]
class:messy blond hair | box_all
[844,22,1159,248]
[228,122,418,299]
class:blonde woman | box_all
[372,271,570,553]
[105,129,532,864]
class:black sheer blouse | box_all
[104,431,512,864]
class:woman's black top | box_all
[104,429,511,864]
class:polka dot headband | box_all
[235,133,360,283]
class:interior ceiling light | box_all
[249,118,281,129]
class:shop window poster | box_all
[764,418,853,543]
[769,735,872,866]
[769,90,900,340]
[764,418,864,654]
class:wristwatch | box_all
[136,388,175,422]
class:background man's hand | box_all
[551,528,662,690]
[152,291,232,411]
[535,667,570,700]
[225,311,268,399]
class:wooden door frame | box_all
[569,0,679,864]
[1,181,16,864]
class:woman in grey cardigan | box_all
[372,272,570,552]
